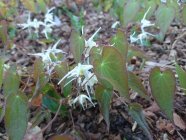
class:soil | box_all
[0,1,186,140]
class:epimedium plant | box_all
[95,0,186,44]
[0,0,186,140]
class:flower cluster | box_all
[57,27,102,109]
[30,40,66,75]
[58,63,98,96]
[58,27,102,109]
[69,94,95,110]
[18,7,61,39]
[130,7,155,45]
[83,27,101,63]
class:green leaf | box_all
[3,66,20,98]
[175,63,186,94]
[93,46,129,99]
[95,84,112,130]
[123,0,140,26]
[149,67,176,120]
[69,30,85,63]
[36,0,46,12]
[33,59,48,90]
[5,93,28,140]
[0,58,4,88]
[103,0,114,12]
[110,29,128,61]
[127,46,148,61]
[0,20,8,46]
[155,5,175,40]
[128,72,148,99]
[129,103,153,140]
[21,0,36,13]
[181,5,186,25]
[42,84,67,114]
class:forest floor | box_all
[0,0,186,140]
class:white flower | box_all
[17,13,43,33]
[84,27,101,58]
[53,16,62,26]
[45,39,66,56]
[30,40,65,75]
[141,7,154,32]
[70,94,95,110]
[44,7,55,24]
[161,0,166,3]
[130,32,139,43]
[130,31,154,44]
[130,7,155,45]
[81,71,98,97]
[17,13,32,29]
[58,63,93,86]
[42,24,53,39]
[111,21,120,29]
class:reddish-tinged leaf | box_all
[149,67,176,120]
[95,84,112,130]
[155,5,175,40]
[129,103,153,140]
[5,93,28,140]
[93,46,129,99]
[123,0,140,26]
[69,30,85,63]
[110,30,128,61]
[3,66,20,98]
[128,72,148,99]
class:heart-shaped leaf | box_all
[129,103,153,140]
[128,72,148,99]
[93,46,129,99]
[175,63,186,94]
[69,30,85,63]
[3,66,20,98]
[123,0,140,26]
[95,83,112,130]
[110,30,128,61]
[181,5,186,25]
[5,93,28,140]
[149,67,176,120]
[155,5,175,40]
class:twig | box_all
[177,130,185,140]
[22,75,31,92]
[69,109,75,128]
[114,92,128,107]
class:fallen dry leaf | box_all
[23,122,43,140]
[173,113,186,130]
[145,102,160,112]
[156,119,175,135]
[49,135,74,140]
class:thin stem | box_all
[22,75,31,92]
[37,99,62,134]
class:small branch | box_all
[22,75,31,92]
[69,109,75,128]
